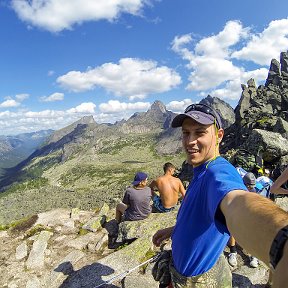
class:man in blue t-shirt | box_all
[152,103,288,288]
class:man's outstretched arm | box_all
[270,167,288,195]
[220,190,288,287]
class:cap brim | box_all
[171,111,215,128]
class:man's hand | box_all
[152,226,174,246]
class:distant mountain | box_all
[0,130,53,175]
[3,54,288,224]
[0,98,235,224]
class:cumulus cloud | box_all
[171,19,288,102]
[0,99,21,108]
[166,99,193,113]
[40,92,64,102]
[11,0,150,32]
[0,102,97,135]
[57,58,181,99]
[99,100,150,113]
[232,18,288,65]
[67,102,96,113]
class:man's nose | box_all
[185,134,197,144]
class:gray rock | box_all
[244,129,288,162]
[16,241,28,260]
[26,230,53,271]
[82,203,109,232]
[66,232,96,250]
[26,276,41,288]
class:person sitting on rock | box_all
[150,162,186,213]
[228,172,259,268]
[115,172,152,223]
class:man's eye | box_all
[196,130,206,135]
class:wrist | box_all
[269,224,288,271]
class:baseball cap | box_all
[171,103,222,129]
[132,172,148,186]
[243,172,256,186]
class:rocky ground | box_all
[1,196,287,288]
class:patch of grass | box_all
[7,214,38,234]
[139,248,157,274]
[78,228,89,236]
[256,117,270,124]
[24,224,53,238]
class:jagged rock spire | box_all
[149,100,167,113]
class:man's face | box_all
[246,184,255,192]
[181,117,218,167]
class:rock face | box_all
[222,51,288,173]
[1,198,287,288]
[200,95,235,129]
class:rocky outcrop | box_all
[222,51,288,171]
[200,95,235,129]
[117,100,175,134]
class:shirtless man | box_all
[150,162,186,212]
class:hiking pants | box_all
[170,254,232,288]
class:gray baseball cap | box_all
[171,103,222,129]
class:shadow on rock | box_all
[56,261,117,288]
[232,273,253,287]
[232,273,268,288]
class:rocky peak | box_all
[118,101,173,134]
[222,51,288,170]
[149,100,167,114]
[280,51,288,79]
[47,115,96,145]
[200,95,235,129]
[265,50,288,87]
[77,115,96,125]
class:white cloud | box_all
[57,58,181,99]
[166,99,193,113]
[194,21,249,58]
[0,102,97,135]
[15,93,30,101]
[232,18,288,65]
[11,0,150,32]
[0,99,21,108]
[40,92,64,102]
[171,19,288,102]
[67,102,96,113]
[99,100,150,113]
[186,58,242,90]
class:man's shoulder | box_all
[209,157,233,170]
[207,157,239,177]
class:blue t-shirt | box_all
[171,157,247,276]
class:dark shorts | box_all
[153,195,176,213]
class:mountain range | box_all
[0,52,288,225]
[0,130,53,176]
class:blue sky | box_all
[1,0,288,135]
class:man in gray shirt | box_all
[116,172,152,223]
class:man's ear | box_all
[217,128,224,144]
